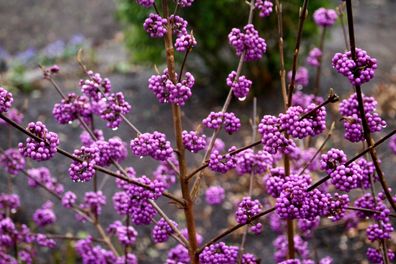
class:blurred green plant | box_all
[116,0,330,98]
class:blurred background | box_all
[0,0,395,263]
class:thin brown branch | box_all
[148,200,190,247]
[307,129,396,192]
[287,0,309,107]
[162,0,199,262]
[298,122,335,176]
[275,0,288,109]
[197,207,276,254]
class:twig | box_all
[148,200,190,247]
[336,3,349,50]
[162,0,199,262]
[238,97,257,263]
[298,122,335,176]
[275,0,288,109]
[307,129,396,192]
[287,0,309,107]
[197,207,276,254]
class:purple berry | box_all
[332,48,378,85]
[306,48,322,67]
[313,8,337,27]
[144,13,168,38]
[255,0,273,17]
[18,122,60,161]
[0,148,25,175]
[182,130,207,153]
[0,87,13,113]
[205,186,225,205]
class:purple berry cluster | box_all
[205,186,225,205]
[226,71,252,99]
[130,131,173,161]
[113,175,164,225]
[170,15,188,36]
[329,163,363,192]
[258,115,296,154]
[81,191,106,216]
[0,108,23,126]
[228,24,267,61]
[332,48,378,85]
[0,87,13,113]
[320,148,347,174]
[356,158,376,189]
[80,129,104,146]
[289,147,321,172]
[339,93,386,142]
[152,218,177,243]
[235,149,273,175]
[75,236,118,263]
[203,243,257,264]
[0,194,20,213]
[279,103,326,139]
[175,33,197,52]
[208,146,237,173]
[390,135,396,154]
[276,174,349,221]
[287,67,309,87]
[202,111,241,134]
[306,48,322,67]
[91,137,128,167]
[255,0,273,17]
[366,222,393,242]
[144,13,168,38]
[62,191,77,209]
[99,92,131,129]
[136,0,154,8]
[107,221,138,246]
[182,130,206,153]
[292,91,324,108]
[202,112,223,130]
[235,197,263,234]
[80,71,112,101]
[313,8,338,27]
[199,242,256,264]
[0,148,25,175]
[367,247,395,264]
[126,175,165,202]
[273,235,310,263]
[153,158,178,188]
[52,93,91,125]
[177,0,195,8]
[166,244,190,264]
[18,121,60,161]
[28,167,64,195]
[148,69,195,105]
[33,201,56,227]
[68,146,100,182]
